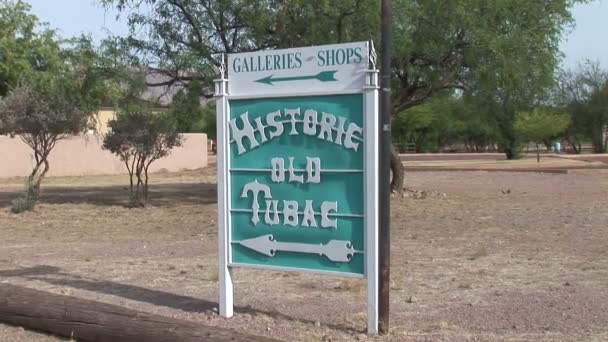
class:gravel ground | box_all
[1,168,607,341]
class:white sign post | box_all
[215,41,379,334]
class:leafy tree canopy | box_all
[514,107,571,161]
[99,0,585,187]
[103,110,183,207]
[0,0,62,96]
[514,108,571,144]
[556,61,608,153]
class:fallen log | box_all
[0,284,278,342]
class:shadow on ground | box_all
[0,265,362,334]
[0,183,217,208]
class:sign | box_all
[228,41,369,97]
[216,41,379,334]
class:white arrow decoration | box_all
[237,234,359,262]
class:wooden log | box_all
[0,284,279,342]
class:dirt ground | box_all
[1,165,607,341]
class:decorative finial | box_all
[219,54,226,79]
[369,41,377,70]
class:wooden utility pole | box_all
[0,284,277,342]
[378,0,392,335]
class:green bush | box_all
[10,177,38,214]
[11,196,35,214]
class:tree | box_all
[0,0,61,96]
[193,102,217,140]
[393,93,467,153]
[514,108,571,162]
[556,61,608,153]
[587,82,608,153]
[167,80,216,137]
[103,111,182,207]
[0,78,95,211]
[392,93,506,153]
[100,0,583,190]
[0,2,113,212]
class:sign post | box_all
[379,0,393,334]
[216,41,379,334]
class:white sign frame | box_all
[215,41,379,335]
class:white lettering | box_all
[318,112,336,142]
[302,200,317,227]
[285,108,300,135]
[306,157,321,183]
[303,109,318,136]
[264,200,280,225]
[321,201,338,228]
[334,116,347,146]
[271,158,285,183]
[288,157,304,183]
[229,112,259,155]
[229,109,363,154]
[266,110,284,139]
[344,123,363,152]
[283,201,299,227]
[241,180,272,225]
[239,180,346,229]
[254,117,268,143]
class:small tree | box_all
[103,111,182,207]
[514,108,571,163]
[0,80,93,212]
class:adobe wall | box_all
[0,133,207,178]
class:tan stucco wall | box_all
[95,109,117,134]
[0,133,207,178]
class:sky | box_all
[25,0,608,71]
[27,0,128,41]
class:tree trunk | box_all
[536,143,540,163]
[28,159,49,202]
[592,126,605,153]
[0,284,277,342]
[143,165,150,203]
[565,137,580,154]
[135,176,144,207]
[390,145,404,192]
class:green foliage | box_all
[192,103,217,140]
[514,107,570,161]
[555,61,608,153]
[587,83,608,153]
[514,108,571,143]
[10,176,37,213]
[0,76,97,206]
[170,87,204,133]
[0,0,62,96]
[103,110,183,207]
[393,94,463,152]
[0,78,91,137]
[0,1,110,211]
[167,80,216,137]
[393,93,507,153]
[100,0,584,164]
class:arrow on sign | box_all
[255,71,338,85]
[237,234,358,263]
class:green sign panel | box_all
[228,95,365,275]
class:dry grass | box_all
[468,245,490,261]
[1,168,608,341]
[334,280,365,294]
